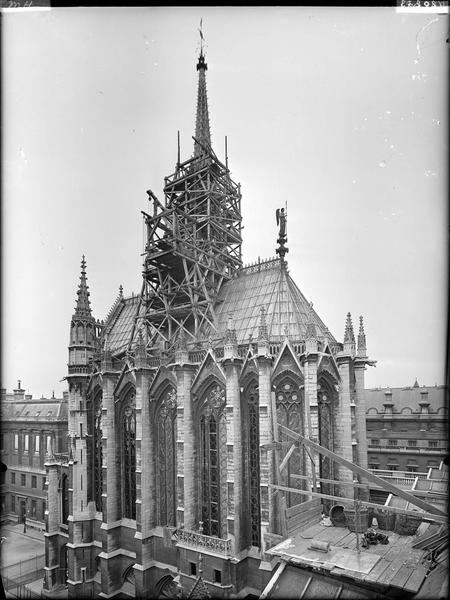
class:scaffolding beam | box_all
[276,424,446,517]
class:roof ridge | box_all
[241,256,279,273]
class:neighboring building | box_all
[365,382,448,474]
[44,47,375,599]
[0,382,68,529]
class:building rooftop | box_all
[207,258,337,345]
[265,521,432,597]
[365,385,447,414]
[2,383,68,421]
[103,294,145,356]
[103,258,340,357]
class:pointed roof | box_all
[344,312,355,344]
[357,315,367,356]
[194,50,211,157]
[73,255,92,319]
[203,258,337,345]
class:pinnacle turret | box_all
[305,302,317,341]
[194,49,211,157]
[74,255,92,318]
[344,312,355,344]
[343,312,356,355]
[357,315,367,357]
[305,302,318,353]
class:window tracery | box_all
[121,390,136,519]
[156,388,177,526]
[318,378,335,513]
[246,380,261,547]
[275,377,305,507]
[61,473,69,524]
[199,384,227,538]
[93,393,103,512]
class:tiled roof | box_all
[104,259,337,355]
[208,258,336,344]
[364,386,447,413]
[104,295,147,355]
[3,401,66,420]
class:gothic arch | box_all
[155,575,177,599]
[122,564,135,584]
[195,381,227,538]
[241,377,261,548]
[272,372,305,508]
[317,372,337,513]
[61,473,69,525]
[86,386,103,512]
[152,383,177,527]
[117,385,136,520]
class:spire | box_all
[343,312,356,355]
[344,312,355,344]
[194,29,211,158]
[74,255,92,318]
[305,302,318,353]
[357,315,367,357]
[305,302,317,341]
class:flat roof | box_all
[267,522,429,595]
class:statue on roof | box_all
[275,207,289,260]
[276,208,287,241]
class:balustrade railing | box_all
[370,468,428,480]
[176,529,232,556]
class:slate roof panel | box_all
[209,259,336,344]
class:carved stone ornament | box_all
[160,388,177,418]
[203,385,226,417]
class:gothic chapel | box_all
[44,46,374,599]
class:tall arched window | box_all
[317,377,335,514]
[121,390,136,520]
[246,380,260,547]
[275,377,305,507]
[61,473,69,525]
[93,392,103,512]
[199,385,227,538]
[156,388,177,526]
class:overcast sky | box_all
[2,6,448,397]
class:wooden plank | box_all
[362,558,392,584]
[268,484,447,523]
[279,444,297,473]
[278,424,446,517]
[402,563,428,593]
[314,527,349,544]
[377,553,409,586]
[392,564,416,590]
[286,498,320,518]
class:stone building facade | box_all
[44,49,374,599]
[1,382,68,529]
[365,382,448,473]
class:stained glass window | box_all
[61,473,69,524]
[156,388,177,526]
[318,378,335,514]
[122,390,136,520]
[199,385,226,537]
[246,380,261,547]
[275,377,305,508]
[93,393,103,512]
